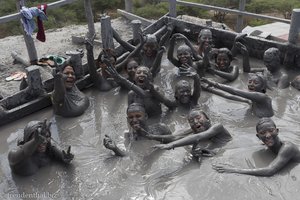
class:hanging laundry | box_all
[20,6,47,36]
[36,4,48,42]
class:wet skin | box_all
[8,120,74,176]
[212,118,300,176]
[63,66,76,90]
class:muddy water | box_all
[0,54,300,200]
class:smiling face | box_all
[216,53,230,71]
[177,45,192,64]
[175,80,192,104]
[256,120,278,147]
[126,60,139,78]
[63,66,76,90]
[127,104,147,131]
[188,110,211,133]
[134,66,150,89]
[143,35,158,57]
[198,29,212,49]
[248,75,264,92]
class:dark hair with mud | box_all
[256,117,276,133]
[250,72,267,93]
[214,48,233,62]
[188,107,211,129]
[127,103,146,114]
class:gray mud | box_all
[0,19,300,200]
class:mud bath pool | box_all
[0,53,300,200]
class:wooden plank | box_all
[117,9,153,26]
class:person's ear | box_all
[275,128,279,136]
[144,113,148,120]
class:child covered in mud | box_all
[8,119,74,176]
[103,103,172,156]
[151,108,232,161]
[213,118,300,176]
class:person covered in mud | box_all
[151,108,232,161]
[213,118,300,176]
[52,60,89,117]
[8,119,74,176]
[104,59,176,117]
[112,21,173,73]
[103,103,172,156]
[245,47,289,89]
[206,45,250,82]
[201,73,273,118]
[167,33,209,76]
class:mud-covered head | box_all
[143,34,159,57]
[291,75,300,90]
[61,61,76,90]
[248,73,267,93]
[134,66,152,89]
[20,119,52,153]
[197,29,213,48]
[125,58,139,79]
[263,47,280,73]
[126,103,147,131]
[177,44,192,64]
[188,108,211,133]
[214,48,232,71]
[256,117,279,147]
[175,80,192,104]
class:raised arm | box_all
[154,124,226,150]
[52,73,66,104]
[112,28,135,52]
[8,128,46,165]
[201,83,251,104]
[167,34,181,68]
[150,46,165,78]
[231,33,247,57]
[213,142,298,176]
[158,22,174,47]
[49,146,74,164]
[192,73,201,104]
[235,42,250,73]
[201,78,265,102]
[150,85,177,109]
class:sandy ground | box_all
[0,17,133,97]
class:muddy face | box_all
[188,111,210,133]
[256,123,278,147]
[198,30,212,49]
[216,53,230,71]
[143,41,158,58]
[127,111,147,131]
[134,67,150,88]
[177,45,192,65]
[126,60,139,79]
[175,82,192,104]
[248,75,263,92]
[63,66,76,90]
[263,57,279,73]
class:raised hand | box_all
[34,127,47,144]
[62,146,74,163]
[103,135,117,150]
[235,42,248,55]
[234,33,247,44]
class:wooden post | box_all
[125,0,133,13]
[236,0,246,33]
[288,9,300,45]
[84,0,95,38]
[17,0,38,64]
[169,0,177,18]
[101,15,114,49]
[131,20,142,45]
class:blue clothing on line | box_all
[20,6,47,36]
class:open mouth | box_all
[137,77,145,85]
[248,86,255,91]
